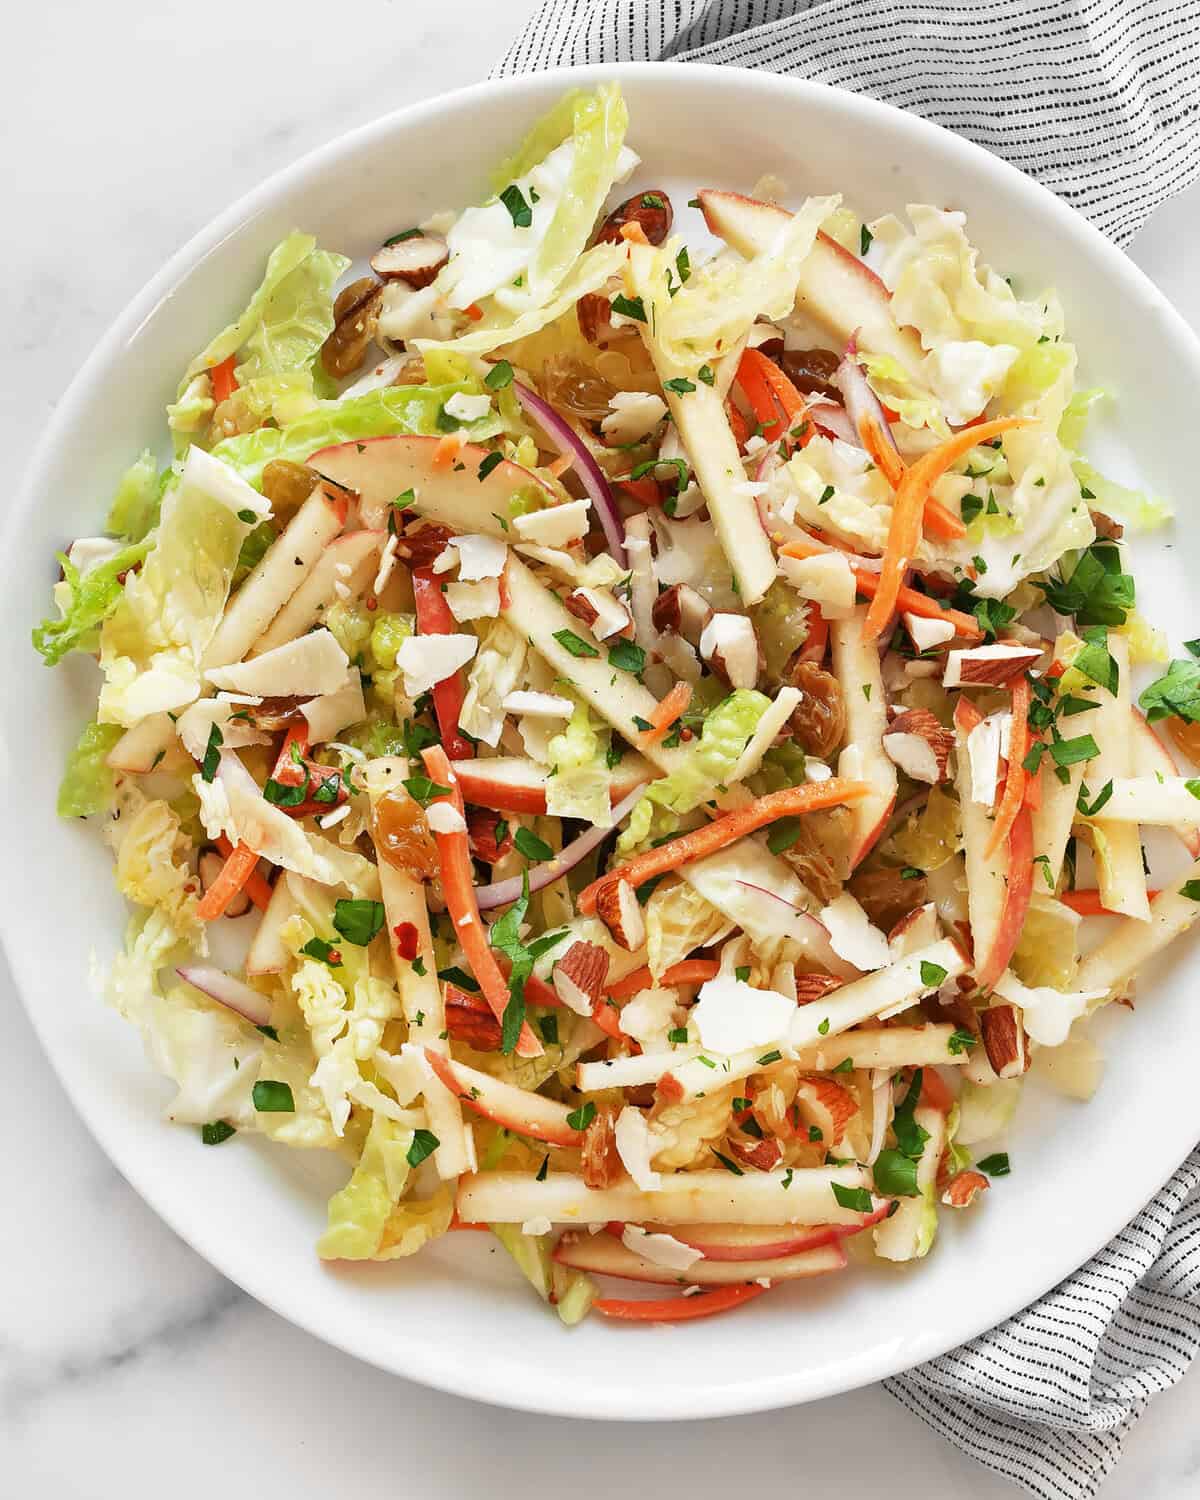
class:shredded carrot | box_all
[432,434,461,469]
[594,1284,770,1321]
[856,407,906,490]
[619,221,650,245]
[412,569,473,761]
[590,1001,625,1041]
[196,842,261,921]
[642,681,692,744]
[617,475,664,507]
[1022,755,1043,812]
[546,452,574,479]
[735,348,810,449]
[862,417,1030,642]
[607,959,721,1001]
[918,1066,955,1113]
[779,534,982,641]
[953,695,985,736]
[798,603,830,664]
[214,835,273,912]
[272,723,310,787]
[420,746,542,1057]
[1058,888,1161,916]
[727,400,751,452]
[578,779,870,916]
[986,675,1031,857]
[463,302,484,322]
[210,354,238,405]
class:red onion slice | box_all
[475,783,648,911]
[513,382,627,566]
[177,965,273,1027]
[836,332,902,473]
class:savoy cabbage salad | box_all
[37,83,1200,1324]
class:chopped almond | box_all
[652,582,711,646]
[792,1076,859,1145]
[882,708,954,784]
[794,972,846,1004]
[730,1135,784,1170]
[553,941,611,1017]
[943,643,1042,688]
[594,880,646,952]
[581,1106,623,1189]
[980,1002,1029,1078]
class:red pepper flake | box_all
[393,922,419,961]
[365,594,378,611]
[327,949,343,966]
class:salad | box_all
[37,83,1200,1325]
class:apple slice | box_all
[372,814,474,1178]
[1096,777,1200,825]
[1074,857,1200,998]
[954,698,1036,990]
[1131,708,1200,858]
[423,1049,583,1148]
[251,530,383,655]
[791,1023,968,1072]
[204,480,348,669]
[453,752,655,814]
[308,433,556,534]
[502,555,689,774]
[1087,634,1149,920]
[660,1206,890,1262]
[106,712,176,773]
[696,190,925,379]
[552,1231,847,1285]
[243,875,299,977]
[873,1103,947,1262]
[457,1167,887,1228]
[830,609,897,867]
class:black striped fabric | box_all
[495,8,1200,1488]
[493,0,1200,246]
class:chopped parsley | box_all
[252,1080,295,1113]
[610,293,646,323]
[514,827,554,862]
[406,1129,440,1168]
[402,774,452,806]
[976,1152,1011,1177]
[499,184,532,228]
[484,359,514,390]
[552,628,600,659]
[831,1182,873,1212]
[333,899,386,947]
[201,1121,236,1145]
[200,723,223,784]
[300,937,342,967]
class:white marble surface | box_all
[5,2,1200,1495]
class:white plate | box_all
[5,62,1199,1420]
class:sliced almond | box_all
[594,881,646,952]
[553,940,611,1017]
[652,582,711,646]
[443,983,502,1051]
[881,708,954,784]
[566,586,633,640]
[793,1076,859,1145]
[370,234,449,287]
[943,643,1042,689]
[794,972,845,1004]
[700,612,760,690]
[979,1002,1029,1079]
[730,1135,783,1170]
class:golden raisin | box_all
[261,460,319,518]
[370,788,440,880]
[320,277,383,378]
[1166,715,1200,765]
[778,809,851,906]
[848,862,929,931]
[788,661,846,759]
[539,353,616,420]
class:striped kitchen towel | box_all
[495,5,1200,1495]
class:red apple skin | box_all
[975,806,1034,993]
[454,756,652,815]
[1132,709,1200,857]
[307,434,555,532]
[696,190,925,377]
[423,1049,582,1147]
[552,1233,848,1285]
[638,1205,891,1262]
[848,793,897,870]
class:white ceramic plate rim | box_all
[7,62,1200,1420]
